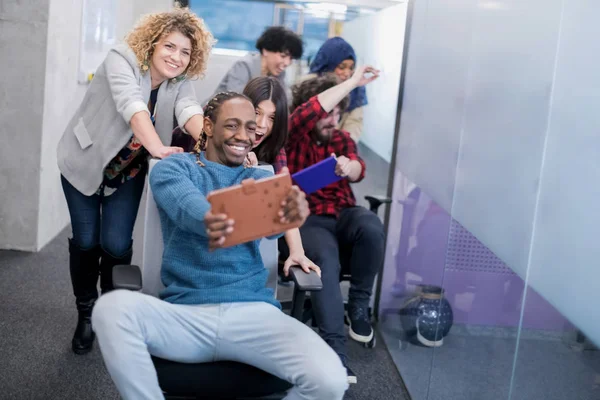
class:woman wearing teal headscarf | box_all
[298,37,367,142]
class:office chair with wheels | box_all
[111,160,322,400]
[279,194,392,349]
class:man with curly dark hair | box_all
[214,26,303,95]
[283,66,382,385]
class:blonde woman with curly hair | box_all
[56,8,214,355]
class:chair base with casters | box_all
[112,264,322,400]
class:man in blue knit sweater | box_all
[92,93,348,400]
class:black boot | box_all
[72,296,96,355]
[99,246,133,295]
[68,239,100,355]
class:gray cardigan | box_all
[213,53,287,96]
[57,44,203,196]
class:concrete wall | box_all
[0,0,172,251]
[0,0,49,251]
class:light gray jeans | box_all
[92,290,348,400]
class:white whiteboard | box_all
[342,3,407,162]
[78,0,118,83]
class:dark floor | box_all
[0,228,407,400]
[0,143,407,400]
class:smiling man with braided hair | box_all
[92,92,347,400]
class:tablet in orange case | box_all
[206,172,302,248]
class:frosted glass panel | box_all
[379,0,600,399]
[391,0,600,340]
[451,0,563,279]
[525,0,600,343]
[395,0,475,209]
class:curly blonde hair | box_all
[125,8,215,79]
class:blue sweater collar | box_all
[198,152,246,173]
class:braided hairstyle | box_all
[192,91,252,165]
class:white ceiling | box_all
[278,0,406,10]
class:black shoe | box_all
[348,302,374,343]
[340,356,357,384]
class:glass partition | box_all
[379,1,600,399]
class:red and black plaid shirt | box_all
[273,147,287,174]
[286,96,366,217]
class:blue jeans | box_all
[92,290,348,400]
[61,172,146,257]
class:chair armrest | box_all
[112,265,143,291]
[289,266,322,291]
[288,266,322,321]
[365,195,392,214]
